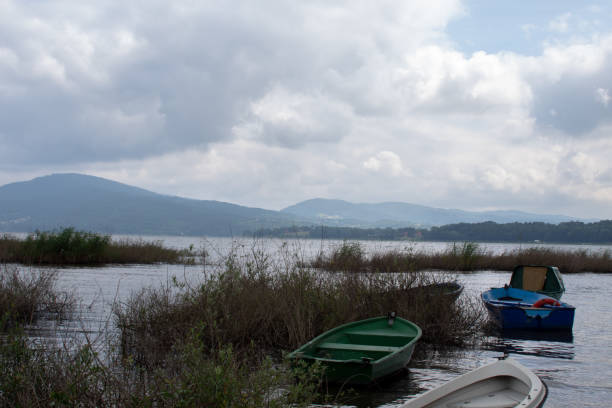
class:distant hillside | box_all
[0,175,593,237]
[0,174,304,236]
[281,198,588,227]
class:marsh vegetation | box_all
[2,234,611,406]
[1,239,483,406]
[311,241,612,273]
[0,228,191,265]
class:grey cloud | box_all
[596,168,612,185]
[0,1,461,167]
[0,2,324,166]
[531,57,612,135]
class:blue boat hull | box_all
[482,287,575,331]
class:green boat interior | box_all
[304,321,420,361]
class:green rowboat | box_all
[288,315,422,385]
[509,265,566,300]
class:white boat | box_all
[401,358,547,408]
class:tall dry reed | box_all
[115,242,482,370]
[312,241,612,273]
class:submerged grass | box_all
[312,241,612,273]
[0,228,191,265]
[0,265,74,329]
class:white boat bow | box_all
[401,358,547,408]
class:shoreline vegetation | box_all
[1,233,610,405]
[1,227,610,273]
[1,240,481,406]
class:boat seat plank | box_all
[317,342,400,353]
[345,330,414,338]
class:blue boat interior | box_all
[482,287,570,307]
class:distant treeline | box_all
[246,220,612,244]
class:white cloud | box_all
[363,151,406,177]
[596,88,610,107]
[236,86,353,148]
[548,13,572,33]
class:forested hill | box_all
[247,220,612,244]
[0,173,305,236]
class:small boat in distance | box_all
[288,314,421,385]
[509,265,565,299]
[400,358,547,408]
[482,287,575,330]
[405,281,464,302]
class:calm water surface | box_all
[41,237,612,407]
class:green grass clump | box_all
[310,241,368,272]
[0,228,190,265]
[20,228,111,264]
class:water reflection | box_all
[315,347,492,408]
[497,329,574,343]
[483,330,575,360]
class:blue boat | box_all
[482,287,575,330]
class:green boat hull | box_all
[288,316,422,385]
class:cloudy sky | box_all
[1,1,612,219]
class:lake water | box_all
[31,237,612,407]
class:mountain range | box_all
[0,173,591,236]
[280,199,585,227]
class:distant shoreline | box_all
[245,220,612,244]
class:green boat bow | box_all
[288,315,422,385]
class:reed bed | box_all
[312,241,612,273]
[0,229,190,265]
[115,243,482,370]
